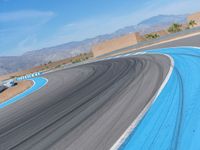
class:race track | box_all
[1,44,200,150]
[121,47,200,150]
[0,54,170,150]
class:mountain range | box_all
[0,14,187,75]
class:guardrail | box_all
[16,72,42,81]
[98,26,200,58]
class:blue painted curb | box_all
[120,47,200,150]
[0,77,48,109]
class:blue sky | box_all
[0,0,199,56]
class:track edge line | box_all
[110,54,174,150]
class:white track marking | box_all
[110,54,174,150]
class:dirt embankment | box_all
[0,80,33,103]
[0,52,93,82]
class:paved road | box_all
[0,86,7,93]
[0,54,170,150]
[99,34,200,58]
[140,34,200,51]
[121,47,200,150]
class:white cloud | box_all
[0,10,55,22]
[16,34,38,53]
[1,0,199,56]
[0,10,55,55]
[37,0,200,48]
[59,0,200,40]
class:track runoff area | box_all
[0,47,200,150]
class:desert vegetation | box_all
[70,53,93,64]
[188,20,197,29]
[145,33,160,40]
[41,52,93,69]
[168,20,197,33]
[168,23,182,33]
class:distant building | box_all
[92,32,145,57]
[187,12,200,27]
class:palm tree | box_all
[168,23,182,33]
[188,20,197,28]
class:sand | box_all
[0,80,33,103]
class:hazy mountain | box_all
[137,14,187,34]
[0,14,187,75]
[112,14,187,35]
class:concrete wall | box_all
[188,12,200,27]
[92,33,144,57]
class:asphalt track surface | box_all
[121,47,200,150]
[0,54,170,150]
[0,86,7,93]
[140,34,200,51]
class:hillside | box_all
[0,14,187,75]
